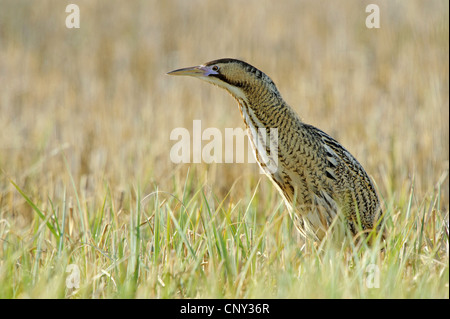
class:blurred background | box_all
[0,0,448,225]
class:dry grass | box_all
[0,0,448,298]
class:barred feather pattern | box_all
[232,75,382,241]
[170,58,383,241]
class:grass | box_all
[1,168,448,298]
[0,0,448,298]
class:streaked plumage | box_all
[168,58,383,242]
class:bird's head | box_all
[167,58,279,100]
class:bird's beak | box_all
[167,65,218,77]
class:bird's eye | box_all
[212,65,219,72]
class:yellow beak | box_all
[167,65,219,77]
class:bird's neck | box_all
[233,84,301,131]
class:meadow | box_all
[0,0,448,298]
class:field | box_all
[0,0,448,299]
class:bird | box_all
[168,58,384,242]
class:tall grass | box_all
[1,168,448,298]
[0,0,448,298]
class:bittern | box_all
[168,58,383,242]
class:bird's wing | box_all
[302,124,380,229]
